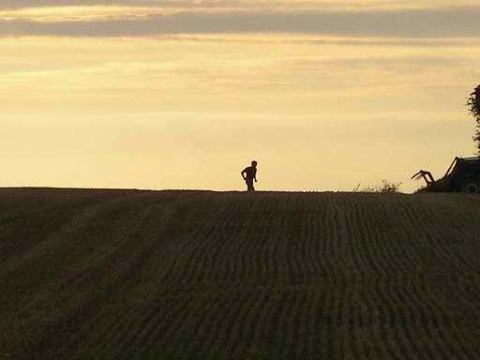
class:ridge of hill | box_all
[1,188,479,359]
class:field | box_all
[1,188,479,359]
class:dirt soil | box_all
[0,188,479,359]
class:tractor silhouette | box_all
[412,157,480,193]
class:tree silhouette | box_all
[467,84,480,155]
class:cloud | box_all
[0,1,359,11]
[1,1,480,11]
[0,1,151,10]
[1,7,480,38]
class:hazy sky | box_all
[2,1,480,192]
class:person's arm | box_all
[254,169,258,182]
[241,168,247,180]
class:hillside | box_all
[1,188,479,359]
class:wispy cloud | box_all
[1,7,480,38]
[1,1,480,11]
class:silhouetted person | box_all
[241,161,258,191]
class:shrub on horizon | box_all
[354,179,402,193]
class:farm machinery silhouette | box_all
[412,156,480,193]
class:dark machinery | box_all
[412,156,480,193]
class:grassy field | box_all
[1,188,479,359]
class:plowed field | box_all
[1,188,479,359]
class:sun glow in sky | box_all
[2,1,480,192]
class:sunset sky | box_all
[2,1,480,192]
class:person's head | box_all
[251,160,257,167]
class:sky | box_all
[2,1,480,192]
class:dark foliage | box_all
[467,84,480,154]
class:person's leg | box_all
[246,179,255,191]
